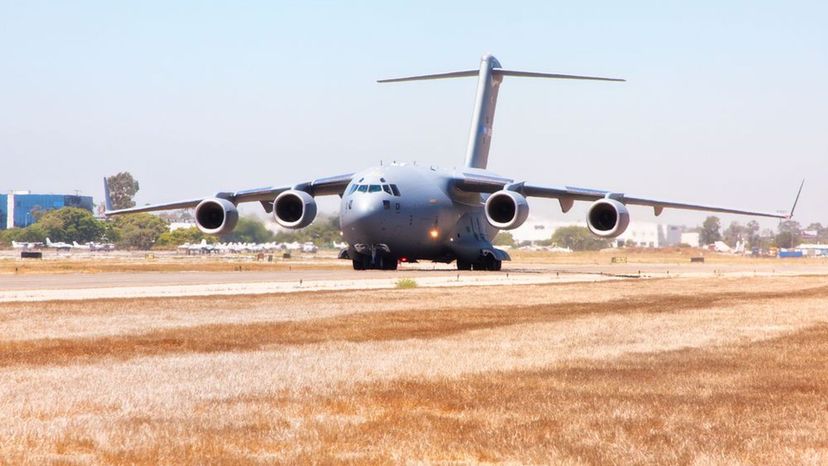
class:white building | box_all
[680,232,700,248]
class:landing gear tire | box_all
[352,258,365,270]
[380,257,398,270]
[457,260,472,271]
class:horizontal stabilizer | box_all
[377,70,478,83]
[378,68,624,84]
[495,69,625,82]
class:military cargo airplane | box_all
[105,54,801,270]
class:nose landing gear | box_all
[350,244,397,270]
[352,255,398,270]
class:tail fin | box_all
[787,179,805,219]
[378,54,624,169]
[103,177,113,214]
[46,237,52,246]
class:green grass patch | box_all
[395,278,418,289]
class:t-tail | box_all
[378,54,624,169]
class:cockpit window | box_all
[369,185,382,193]
[390,184,401,196]
[382,184,392,195]
[357,185,368,193]
[348,184,358,194]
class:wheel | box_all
[352,258,365,270]
[381,257,398,270]
[457,260,472,271]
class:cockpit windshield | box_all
[349,183,401,196]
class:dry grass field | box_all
[1,273,828,464]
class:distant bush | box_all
[155,227,214,249]
[395,278,418,289]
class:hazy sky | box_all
[1,1,825,229]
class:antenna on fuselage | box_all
[378,54,624,170]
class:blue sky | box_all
[1,1,825,228]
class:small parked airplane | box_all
[45,238,72,251]
[11,240,43,249]
[105,54,802,270]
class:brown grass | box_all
[4,284,828,368]
[284,324,828,464]
[11,323,826,464]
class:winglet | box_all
[103,177,113,214]
[787,179,805,219]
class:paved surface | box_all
[1,260,826,303]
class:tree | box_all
[106,172,140,210]
[492,232,515,247]
[36,207,105,243]
[222,217,275,243]
[745,220,761,249]
[804,222,828,242]
[775,220,801,249]
[551,226,610,251]
[722,221,745,247]
[155,227,212,248]
[699,216,722,246]
[274,216,341,246]
[111,213,168,250]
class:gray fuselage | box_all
[339,163,501,263]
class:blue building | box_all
[1,192,94,229]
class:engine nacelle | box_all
[484,190,530,230]
[194,198,239,235]
[274,190,317,229]
[586,198,630,237]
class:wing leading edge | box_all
[103,173,354,216]
[453,173,800,220]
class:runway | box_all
[1,259,825,302]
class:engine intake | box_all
[194,198,239,235]
[484,190,529,230]
[586,198,630,237]
[274,190,317,229]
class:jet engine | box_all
[484,190,529,230]
[274,190,317,229]
[586,198,630,237]
[194,198,239,235]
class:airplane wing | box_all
[104,173,354,216]
[452,172,802,219]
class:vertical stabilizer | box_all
[377,55,623,170]
[464,54,502,169]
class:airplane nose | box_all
[348,196,387,239]
[353,196,383,219]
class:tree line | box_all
[494,216,820,251]
[0,172,344,250]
